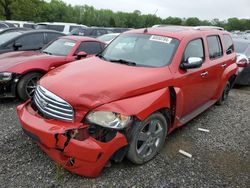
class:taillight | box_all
[237,59,248,67]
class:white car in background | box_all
[4,20,36,28]
[97,33,120,44]
[36,22,88,34]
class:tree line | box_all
[0,0,250,31]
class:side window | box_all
[222,34,234,55]
[76,42,103,55]
[46,33,62,44]
[207,36,223,59]
[183,39,204,62]
[69,26,81,32]
[96,30,107,37]
[16,33,44,50]
[47,25,64,32]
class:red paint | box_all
[17,27,238,177]
[0,36,105,74]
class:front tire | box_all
[127,112,168,164]
[17,72,43,101]
[216,81,231,105]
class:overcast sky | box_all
[63,0,250,20]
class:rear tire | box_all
[17,72,43,101]
[126,112,168,164]
[216,81,231,106]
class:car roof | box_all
[37,22,87,27]
[18,29,65,35]
[60,35,105,43]
[125,26,229,40]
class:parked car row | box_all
[1,25,249,178]
[0,20,130,37]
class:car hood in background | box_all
[0,51,64,72]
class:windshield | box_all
[42,38,77,56]
[0,32,22,45]
[98,34,118,42]
[100,34,179,67]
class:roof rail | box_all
[193,26,224,31]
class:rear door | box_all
[201,35,225,100]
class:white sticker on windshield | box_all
[149,35,172,44]
[64,42,76,47]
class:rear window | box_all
[223,34,234,55]
[207,35,223,59]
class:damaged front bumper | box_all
[0,73,21,98]
[17,101,128,177]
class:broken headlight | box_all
[86,111,132,130]
[0,72,12,83]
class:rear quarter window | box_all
[223,34,234,55]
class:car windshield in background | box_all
[234,41,249,53]
[98,34,117,42]
[100,34,179,67]
[0,32,22,45]
[42,38,76,56]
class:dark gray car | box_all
[0,30,65,54]
[234,39,250,85]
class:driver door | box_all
[175,38,211,117]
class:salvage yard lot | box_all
[0,87,249,187]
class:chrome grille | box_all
[33,85,74,121]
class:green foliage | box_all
[0,0,249,30]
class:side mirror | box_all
[13,42,22,50]
[76,51,88,60]
[180,57,203,70]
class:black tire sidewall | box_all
[216,81,231,106]
[17,72,42,100]
[126,112,168,164]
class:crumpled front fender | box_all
[95,87,171,121]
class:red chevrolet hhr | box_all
[17,26,238,177]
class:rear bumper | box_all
[17,101,128,177]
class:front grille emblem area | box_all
[40,98,49,108]
[32,85,74,122]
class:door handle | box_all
[221,64,227,68]
[200,71,208,77]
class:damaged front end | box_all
[0,72,21,98]
[17,102,128,177]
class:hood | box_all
[40,57,172,109]
[0,51,63,72]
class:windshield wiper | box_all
[96,53,107,60]
[109,59,137,66]
[42,51,52,55]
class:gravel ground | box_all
[0,87,249,188]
